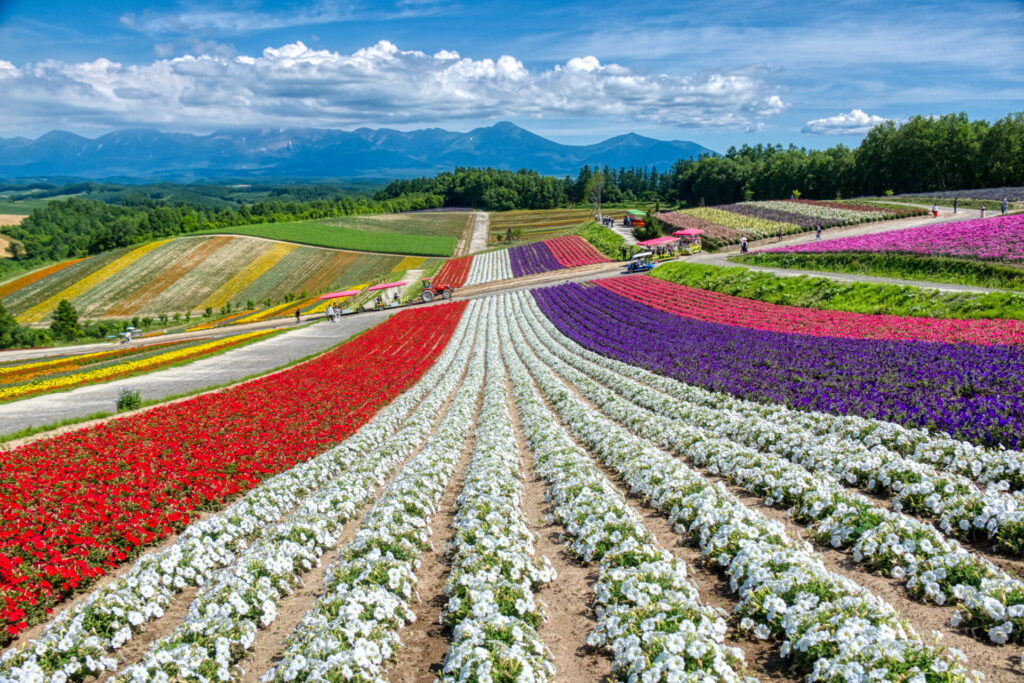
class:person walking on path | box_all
[778,226,783,242]
[932,203,939,218]
[953,197,958,213]
[1003,198,1009,215]
[740,237,748,253]
[981,205,986,219]
[816,226,822,239]
[295,308,301,324]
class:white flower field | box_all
[4,293,1023,682]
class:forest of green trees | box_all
[378,112,1023,209]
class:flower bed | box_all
[598,274,1024,345]
[541,234,608,268]
[464,249,512,286]
[765,213,1024,261]
[533,282,1024,448]
[508,241,562,277]
[435,255,473,287]
[501,294,975,679]
[0,302,466,642]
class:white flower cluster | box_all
[263,303,489,682]
[0,305,481,683]
[499,301,752,683]
[115,308,485,682]
[515,291,1024,646]
[499,293,977,681]
[440,310,556,683]
[464,250,512,287]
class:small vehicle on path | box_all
[625,251,655,274]
[420,277,455,302]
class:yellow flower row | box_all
[18,241,174,323]
[197,242,297,311]
[391,256,426,273]
[1,345,141,377]
[0,330,274,402]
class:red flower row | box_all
[0,302,467,642]
[597,275,1024,346]
[435,255,473,287]
[544,235,609,268]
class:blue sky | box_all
[0,0,1021,152]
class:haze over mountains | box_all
[0,122,715,181]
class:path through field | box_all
[468,211,489,253]
[0,310,394,436]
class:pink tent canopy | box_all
[366,281,409,292]
[636,236,679,247]
[672,229,704,236]
[318,289,362,300]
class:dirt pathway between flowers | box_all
[506,371,614,682]
[385,412,480,681]
[516,359,792,681]
[530,351,1018,681]
[241,328,481,682]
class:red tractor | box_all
[420,277,455,302]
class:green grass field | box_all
[0,197,66,214]
[195,220,458,257]
[318,212,473,238]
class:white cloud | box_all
[0,41,788,135]
[802,109,890,135]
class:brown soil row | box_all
[506,373,614,682]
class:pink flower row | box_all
[598,275,1024,346]
[765,214,1024,261]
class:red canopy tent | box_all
[636,236,679,248]
[672,229,705,236]
[318,289,362,300]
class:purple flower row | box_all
[509,241,563,277]
[765,214,1024,261]
[533,282,1024,448]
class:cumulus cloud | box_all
[0,41,787,134]
[802,109,889,135]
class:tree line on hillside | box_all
[379,112,1023,209]
[6,192,444,262]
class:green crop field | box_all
[318,212,474,238]
[0,196,67,215]
[195,219,458,257]
[489,208,632,244]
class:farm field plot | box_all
[659,199,925,249]
[489,208,630,243]
[461,235,609,286]
[195,218,458,256]
[319,211,474,237]
[7,294,1022,682]
[4,236,427,322]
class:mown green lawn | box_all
[318,212,473,238]
[195,220,458,257]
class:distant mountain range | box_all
[0,122,715,180]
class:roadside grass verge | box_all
[733,251,1024,291]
